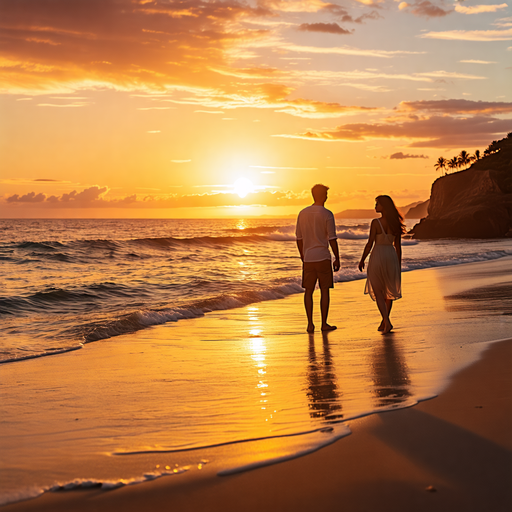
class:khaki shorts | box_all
[302,259,333,290]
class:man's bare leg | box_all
[320,288,336,331]
[304,288,315,332]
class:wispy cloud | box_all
[420,27,512,41]
[459,59,497,64]
[398,98,512,114]
[279,43,424,58]
[399,0,453,18]
[298,23,352,35]
[455,3,508,14]
[274,114,512,147]
[386,152,429,159]
[416,70,486,79]
[37,102,89,107]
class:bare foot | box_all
[382,322,393,334]
[378,320,384,331]
[307,324,315,333]
[321,324,337,331]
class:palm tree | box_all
[447,156,459,173]
[473,149,480,161]
[434,156,447,175]
[458,150,471,169]
[484,140,500,155]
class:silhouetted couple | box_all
[296,185,405,334]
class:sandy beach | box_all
[2,257,512,511]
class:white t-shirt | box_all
[295,205,337,262]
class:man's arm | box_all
[329,239,340,271]
[296,239,304,262]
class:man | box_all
[296,184,340,333]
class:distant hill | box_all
[405,200,429,219]
[334,209,378,219]
[410,134,512,239]
[335,201,423,219]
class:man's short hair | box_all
[311,184,329,202]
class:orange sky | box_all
[1,0,511,218]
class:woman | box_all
[358,195,406,334]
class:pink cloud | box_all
[298,23,351,34]
[276,115,512,147]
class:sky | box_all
[1,0,511,218]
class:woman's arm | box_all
[358,220,377,271]
[394,233,402,267]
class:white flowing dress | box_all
[364,218,402,301]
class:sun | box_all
[233,178,254,198]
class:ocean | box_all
[1,218,512,506]
[1,217,511,364]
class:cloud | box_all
[6,192,46,203]
[388,152,429,159]
[459,59,497,64]
[280,43,423,58]
[398,99,512,114]
[455,3,508,14]
[274,114,512,147]
[0,0,273,94]
[494,16,512,27]
[399,0,453,17]
[416,70,486,79]
[420,27,512,40]
[37,103,88,107]
[298,23,352,34]
[1,186,321,209]
[259,0,332,13]
[157,82,379,118]
[60,186,109,203]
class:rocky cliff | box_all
[410,135,512,239]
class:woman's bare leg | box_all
[378,300,393,331]
[374,290,392,334]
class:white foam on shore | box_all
[0,468,189,507]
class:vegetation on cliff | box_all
[468,133,512,193]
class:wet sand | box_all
[8,338,510,512]
[2,257,512,511]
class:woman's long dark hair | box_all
[376,195,406,235]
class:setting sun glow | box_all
[234,178,254,199]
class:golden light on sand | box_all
[233,178,254,199]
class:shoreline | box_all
[1,256,512,510]
[2,253,511,368]
[5,337,511,512]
